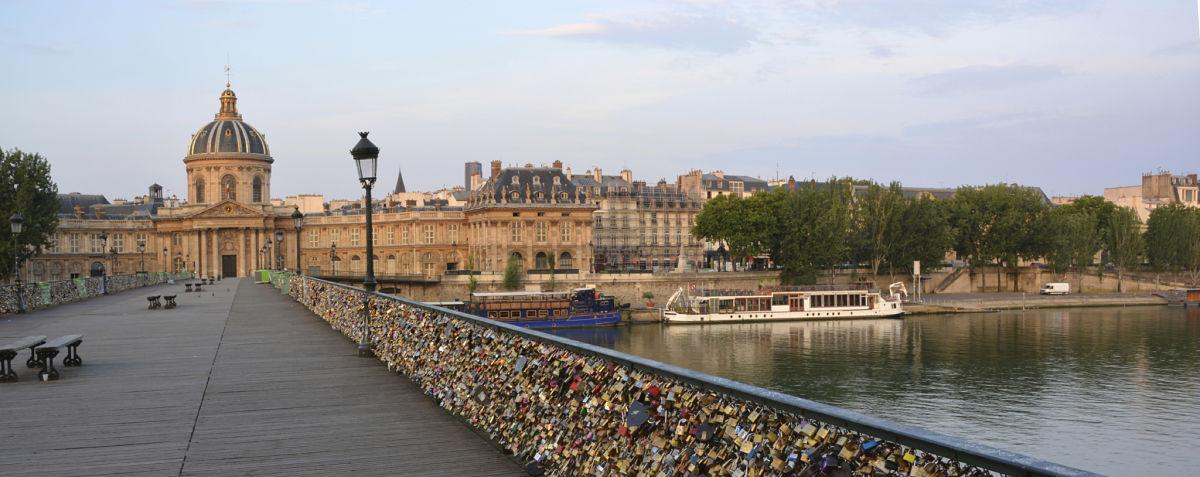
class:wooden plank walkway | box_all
[0,278,522,476]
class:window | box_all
[447,224,458,244]
[173,233,182,246]
[424,262,435,277]
[50,234,60,253]
[553,176,561,186]
[536,252,548,269]
[401,227,408,244]
[373,228,379,245]
[533,176,541,186]
[195,178,206,203]
[559,252,572,268]
[221,175,237,200]
[424,224,435,244]
[135,233,147,251]
[386,226,395,244]
[114,234,125,252]
[512,175,520,185]
[69,233,79,253]
[309,229,320,247]
[350,228,360,246]
[90,234,104,253]
[350,255,361,273]
[560,222,572,243]
[330,229,341,246]
[511,222,523,243]
[252,176,263,202]
[535,222,547,242]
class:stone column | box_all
[240,228,247,277]
[197,230,205,277]
[211,229,219,278]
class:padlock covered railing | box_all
[286,275,1097,477]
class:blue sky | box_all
[2,0,1198,201]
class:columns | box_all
[210,229,219,278]
[240,228,248,277]
[197,230,205,277]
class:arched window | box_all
[195,178,206,203]
[509,252,523,269]
[221,175,237,200]
[252,176,263,202]
[535,252,548,269]
[350,255,362,274]
[559,252,572,269]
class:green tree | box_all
[1145,203,1200,284]
[850,181,905,276]
[546,253,556,291]
[466,256,479,295]
[1,148,59,282]
[949,184,1051,291]
[692,192,777,263]
[502,254,523,291]
[1106,206,1143,291]
[890,194,953,278]
[774,178,854,285]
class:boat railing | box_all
[694,283,875,297]
[285,275,1096,477]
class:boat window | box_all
[539,310,548,318]
[488,312,497,319]
[499,311,509,319]
[773,294,788,306]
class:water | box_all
[548,306,1200,476]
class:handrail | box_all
[286,274,1098,477]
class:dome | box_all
[186,85,271,157]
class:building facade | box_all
[1105,172,1200,223]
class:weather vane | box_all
[224,54,231,87]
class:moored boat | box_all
[468,288,621,328]
[662,283,904,324]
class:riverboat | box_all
[662,283,904,323]
[468,288,621,328]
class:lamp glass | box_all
[9,213,22,235]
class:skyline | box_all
[2,1,1199,202]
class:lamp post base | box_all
[356,343,372,357]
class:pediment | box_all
[190,200,269,218]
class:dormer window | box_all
[511,175,520,185]
[553,176,561,186]
[533,176,541,186]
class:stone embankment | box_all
[284,274,1092,477]
[907,293,1168,314]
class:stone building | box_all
[1105,172,1200,223]
[464,161,596,274]
[29,84,303,281]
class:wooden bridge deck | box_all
[0,278,522,476]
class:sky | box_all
[1,0,1198,202]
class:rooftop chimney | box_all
[713,170,724,179]
[593,168,602,182]
[565,167,572,180]
[620,169,632,183]
[552,160,562,170]
[491,160,502,180]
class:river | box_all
[547,306,1200,476]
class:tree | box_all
[466,256,479,295]
[850,181,905,276]
[1106,206,1143,291]
[890,194,954,279]
[546,253,556,291]
[1,148,59,282]
[949,184,1050,291]
[692,192,777,263]
[1145,203,1200,284]
[774,178,854,285]
[502,254,523,291]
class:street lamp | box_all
[330,242,338,276]
[274,230,284,271]
[292,207,303,275]
[351,131,379,357]
[10,213,24,313]
[266,237,272,271]
[162,248,167,274]
[98,232,109,294]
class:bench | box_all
[147,295,162,309]
[0,336,46,382]
[33,334,83,381]
[185,283,193,292]
[164,295,177,309]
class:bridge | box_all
[0,278,521,476]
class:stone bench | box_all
[147,295,162,309]
[185,283,193,292]
[0,335,46,383]
[164,295,177,309]
[34,334,83,381]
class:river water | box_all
[547,306,1200,476]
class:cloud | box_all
[807,0,1091,36]
[911,64,1063,95]
[868,44,897,58]
[508,12,758,53]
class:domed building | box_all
[184,85,273,205]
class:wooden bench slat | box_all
[38,334,83,350]
[0,335,47,352]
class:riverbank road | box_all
[0,278,522,476]
[913,292,1167,313]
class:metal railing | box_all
[280,274,1097,477]
[0,272,192,315]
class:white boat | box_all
[662,283,904,324]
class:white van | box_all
[1040,283,1070,295]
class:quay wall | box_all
[0,272,192,315]
[334,267,1186,308]
[281,273,1093,477]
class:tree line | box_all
[691,179,1198,289]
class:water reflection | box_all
[555,308,1200,476]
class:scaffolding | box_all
[592,185,704,272]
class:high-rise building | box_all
[464,161,481,190]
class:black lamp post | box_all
[274,230,284,271]
[162,248,167,274]
[292,208,303,275]
[138,242,145,274]
[109,246,119,291]
[266,237,273,271]
[10,213,24,313]
[98,232,109,294]
[351,131,379,357]
[330,242,338,276]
